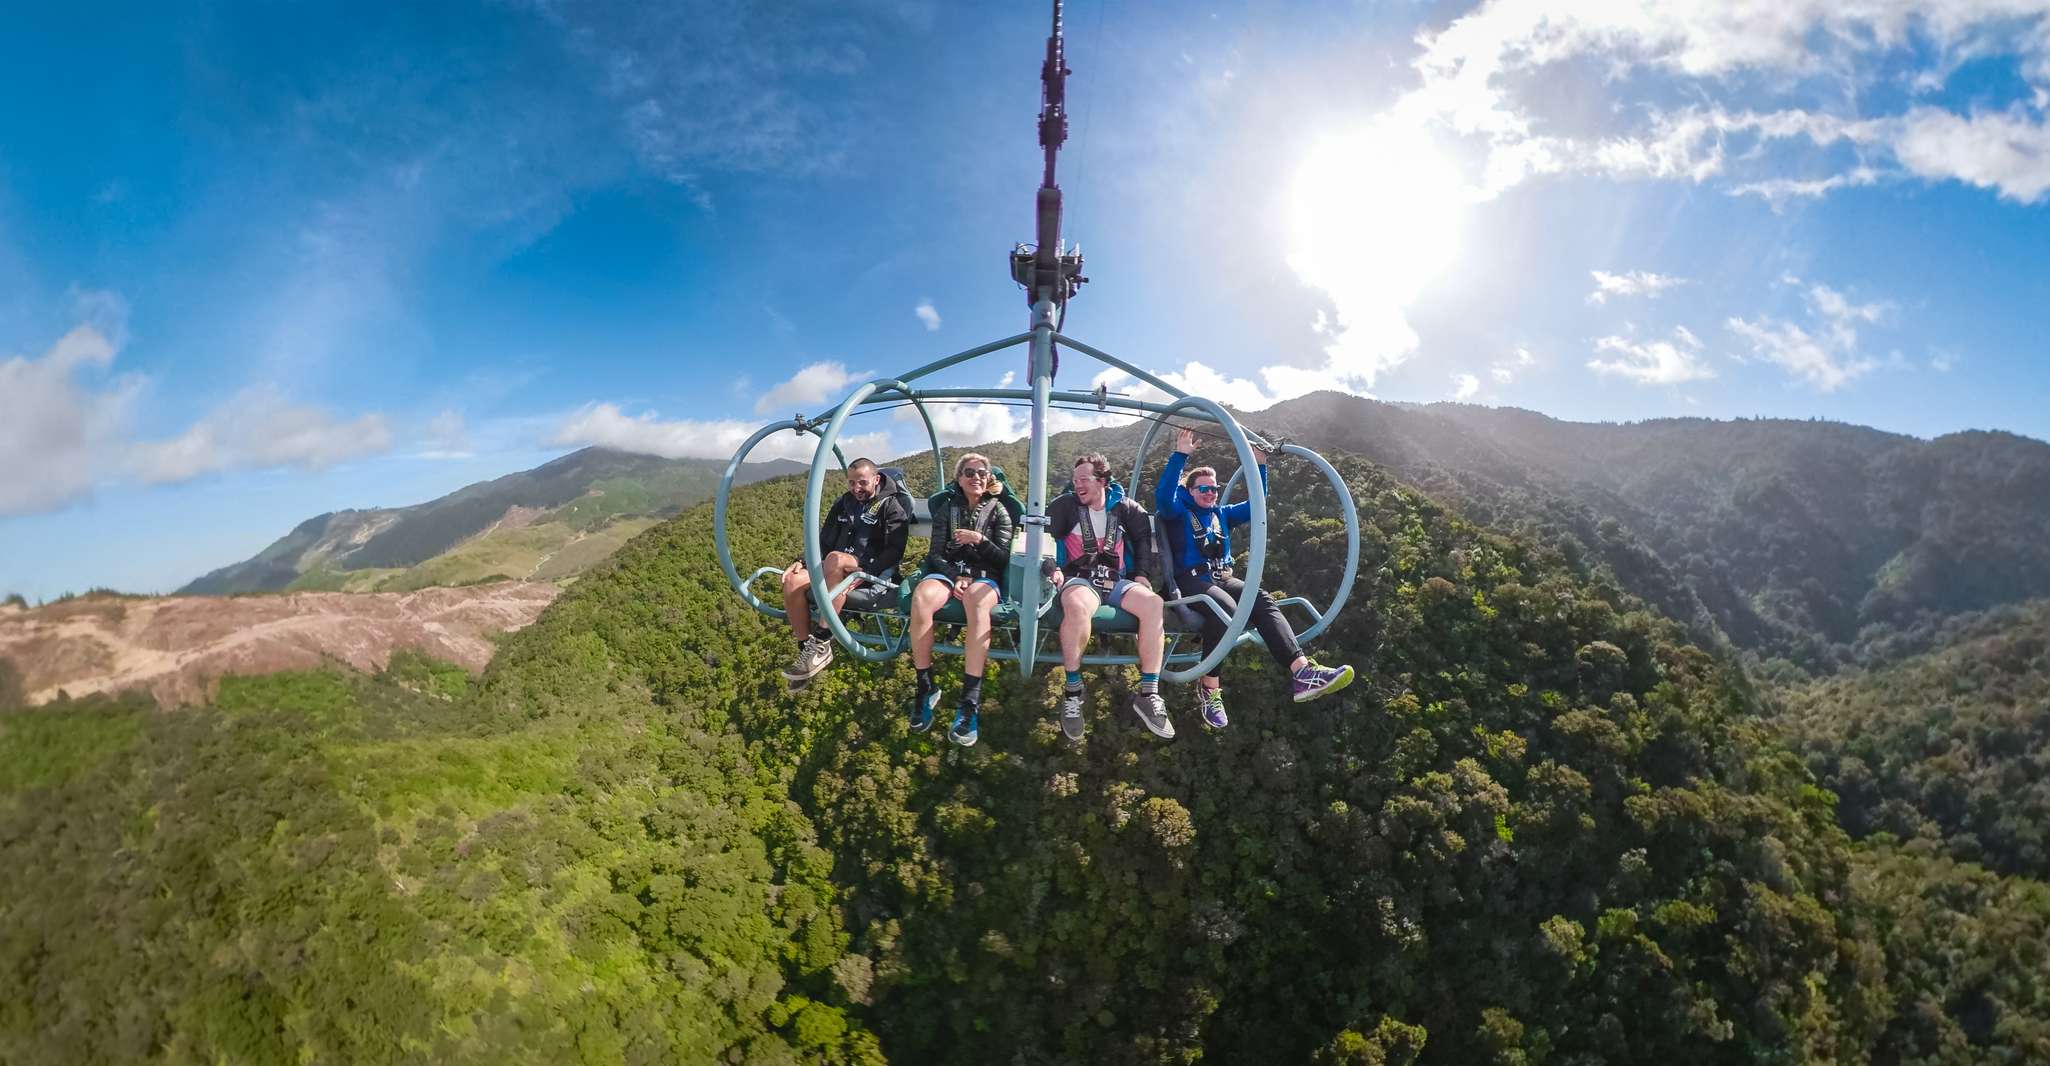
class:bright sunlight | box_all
[1286,119,1467,386]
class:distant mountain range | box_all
[178,449,803,595]
[179,396,2050,674]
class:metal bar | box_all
[803,380,913,663]
[801,333,1032,422]
[1016,300,1058,677]
[717,418,833,620]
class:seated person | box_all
[1156,427,1353,728]
[780,458,910,686]
[907,452,1015,747]
[1044,452,1174,742]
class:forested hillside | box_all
[1774,601,2050,880]
[8,453,2047,1062]
[1251,394,2050,671]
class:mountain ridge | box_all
[177,448,804,595]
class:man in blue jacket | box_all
[1157,426,1352,728]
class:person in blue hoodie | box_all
[1157,426,1352,728]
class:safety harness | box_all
[1073,504,1126,592]
[948,497,1004,581]
[1185,507,1232,580]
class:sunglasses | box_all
[960,467,991,479]
[1192,484,1220,495]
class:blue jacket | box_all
[1156,450,1266,579]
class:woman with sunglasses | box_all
[1157,426,1353,728]
[907,452,1016,746]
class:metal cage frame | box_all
[712,313,1360,684]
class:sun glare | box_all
[1289,120,1467,308]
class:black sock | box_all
[961,672,983,706]
[916,667,934,698]
[810,626,830,642]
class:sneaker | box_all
[780,636,834,682]
[1198,688,1229,730]
[910,686,942,734]
[1291,662,1354,703]
[1060,688,1086,741]
[1129,690,1176,740]
[949,705,980,747]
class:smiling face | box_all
[955,453,992,497]
[1072,461,1105,507]
[1189,474,1220,505]
[845,464,879,502]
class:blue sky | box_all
[4,0,2049,601]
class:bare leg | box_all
[909,580,950,670]
[1122,585,1166,674]
[822,551,861,618]
[1060,584,1101,671]
[962,583,998,676]
[781,563,813,638]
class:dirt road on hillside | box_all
[0,583,560,708]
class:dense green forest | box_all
[1773,602,2050,881]
[6,445,2049,1062]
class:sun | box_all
[1288,120,1467,309]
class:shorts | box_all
[921,572,1000,600]
[1061,576,1138,610]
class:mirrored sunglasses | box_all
[1192,484,1220,495]
[961,467,992,479]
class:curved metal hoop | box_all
[803,379,919,662]
[1128,395,1265,684]
[1222,443,1359,647]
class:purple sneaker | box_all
[1199,688,1229,729]
[1291,662,1354,703]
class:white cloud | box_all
[1725,318,1877,392]
[0,325,137,516]
[128,388,394,485]
[753,360,868,416]
[1587,328,1715,385]
[895,398,1019,447]
[914,300,941,332]
[1892,106,2050,203]
[1452,372,1481,400]
[1490,366,1514,384]
[1587,270,1688,305]
[417,408,473,460]
[1394,1,2050,203]
[551,402,890,463]
[1729,166,1882,208]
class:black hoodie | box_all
[817,471,911,576]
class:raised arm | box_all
[1222,449,1268,528]
[1156,427,1194,518]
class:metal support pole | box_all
[1016,298,1058,677]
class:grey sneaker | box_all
[1060,688,1086,741]
[1290,662,1354,703]
[1129,690,1176,740]
[781,636,834,682]
[1198,688,1228,730]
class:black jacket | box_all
[922,484,1019,588]
[818,472,911,576]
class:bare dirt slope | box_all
[0,583,559,707]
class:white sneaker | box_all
[780,636,834,682]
